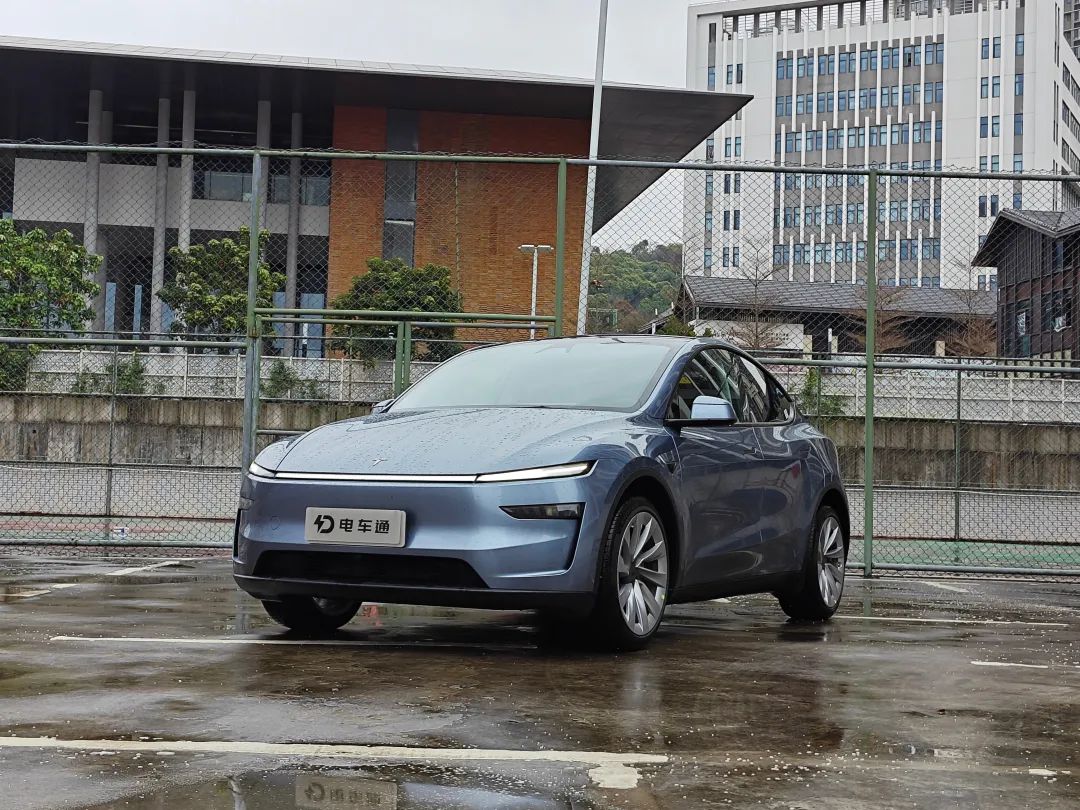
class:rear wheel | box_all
[261,596,360,634]
[778,505,846,621]
[582,497,670,651]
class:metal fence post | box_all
[103,343,119,541]
[863,169,877,577]
[240,151,263,474]
[392,321,405,397]
[402,321,413,389]
[953,369,962,560]
[554,159,567,337]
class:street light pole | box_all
[519,244,553,338]
[576,0,610,335]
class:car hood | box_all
[275,407,630,475]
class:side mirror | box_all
[690,396,737,424]
[668,396,737,428]
[370,399,395,414]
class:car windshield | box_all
[392,339,678,411]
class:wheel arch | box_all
[606,470,685,593]
[817,487,851,551]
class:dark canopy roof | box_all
[972,208,1080,267]
[0,35,751,231]
[683,275,996,318]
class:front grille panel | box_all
[254,550,488,589]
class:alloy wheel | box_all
[616,511,669,635]
[817,516,845,608]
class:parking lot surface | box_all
[1,553,1078,808]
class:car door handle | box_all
[734,443,760,456]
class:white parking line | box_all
[51,635,536,651]
[971,661,1050,670]
[918,581,970,594]
[836,615,1067,628]
[106,560,185,577]
[0,736,665,789]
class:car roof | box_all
[534,334,740,351]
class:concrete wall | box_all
[2,394,1079,492]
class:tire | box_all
[778,505,847,622]
[261,596,360,634]
[580,496,671,651]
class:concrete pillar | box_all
[85,88,105,331]
[284,110,302,354]
[150,94,170,337]
[178,87,195,250]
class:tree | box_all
[0,220,100,390]
[848,282,912,356]
[158,228,282,343]
[724,242,788,352]
[261,359,326,400]
[587,241,681,333]
[946,261,997,357]
[330,257,463,360]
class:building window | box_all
[980,116,988,138]
[704,248,712,270]
[978,195,987,217]
[992,76,1001,98]
[732,247,740,267]
[991,155,1000,172]
[980,156,988,172]
[706,136,714,161]
[1016,74,1024,96]
[1013,192,1023,209]
[993,37,1001,58]
[705,212,713,232]
[705,172,714,196]
[1014,113,1024,135]
[734,137,742,157]
[990,194,999,216]
[1016,34,1025,56]
[991,116,1000,137]
[980,78,988,99]
[724,137,732,158]
[981,38,990,59]
[382,109,419,265]
[725,65,732,85]
[734,173,741,194]
[736,63,743,83]
[722,247,730,267]
[733,210,741,230]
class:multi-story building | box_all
[1067,0,1080,57]
[685,0,1080,299]
[0,35,746,349]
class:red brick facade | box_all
[328,107,588,329]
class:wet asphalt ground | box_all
[1,554,1078,809]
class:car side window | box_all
[770,380,797,422]
[735,356,772,423]
[667,349,746,421]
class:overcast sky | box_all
[7,0,693,88]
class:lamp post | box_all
[519,244,553,338]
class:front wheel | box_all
[777,505,847,621]
[262,596,360,634]
[582,497,671,651]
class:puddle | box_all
[76,766,595,809]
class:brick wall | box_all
[329,106,588,329]
[327,106,386,301]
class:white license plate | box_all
[304,507,406,547]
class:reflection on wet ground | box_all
[0,554,1079,809]
[78,766,584,809]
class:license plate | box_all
[304,507,406,547]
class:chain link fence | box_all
[1,142,1079,573]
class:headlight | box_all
[248,461,277,479]
[501,503,583,520]
[475,462,592,483]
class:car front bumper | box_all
[232,464,617,611]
